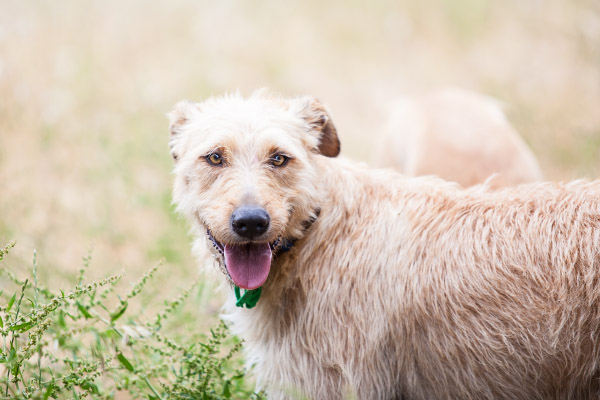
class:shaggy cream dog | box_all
[374,88,543,188]
[169,91,600,400]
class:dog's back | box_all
[392,177,600,399]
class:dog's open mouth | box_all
[224,243,272,290]
[207,230,272,290]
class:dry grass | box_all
[0,0,599,323]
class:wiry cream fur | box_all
[170,91,600,400]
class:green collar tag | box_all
[234,286,262,309]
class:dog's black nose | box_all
[231,207,270,239]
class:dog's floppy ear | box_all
[299,97,340,158]
[167,100,196,162]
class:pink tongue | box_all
[224,243,272,290]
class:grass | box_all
[0,241,263,399]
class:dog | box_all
[169,90,600,400]
[373,88,543,188]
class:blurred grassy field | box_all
[1,0,599,322]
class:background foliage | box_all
[0,241,263,399]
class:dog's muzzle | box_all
[206,208,318,290]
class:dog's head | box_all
[168,90,339,290]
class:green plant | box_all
[0,241,263,400]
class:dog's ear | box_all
[167,100,196,162]
[299,97,340,158]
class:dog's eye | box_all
[206,153,223,165]
[271,154,288,167]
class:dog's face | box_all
[169,91,339,290]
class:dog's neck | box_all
[285,207,321,246]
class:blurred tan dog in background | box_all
[373,88,543,188]
[169,90,600,400]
